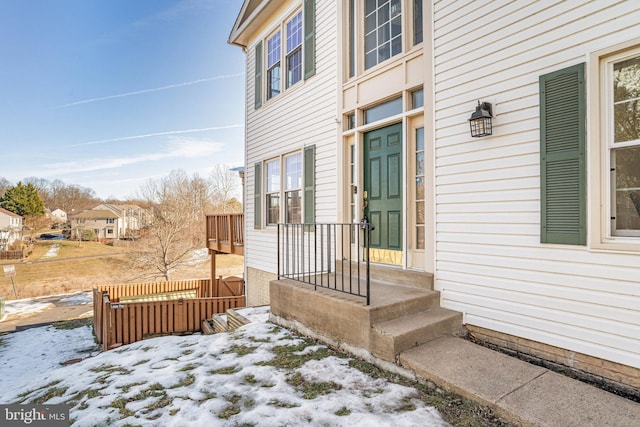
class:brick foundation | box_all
[466,325,640,401]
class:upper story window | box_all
[267,32,282,100]
[286,12,303,88]
[253,1,315,109]
[348,0,423,77]
[365,0,403,70]
[106,218,115,224]
[266,11,302,101]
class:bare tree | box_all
[132,170,209,281]
[209,164,241,213]
[0,177,11,199]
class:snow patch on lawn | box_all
[0,311,449,427]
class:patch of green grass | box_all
[170,374,195,389]
[169,408,180,416]
[182,349,194,355]
[110,397,135,418]
[257,338,335,370]
[396,399,416,412]
[218,405,241,419]
[268,399,300,408]
[226,393,242,405]
[117,382,145,393]
[90,365,132,375]
[179,363,197,372]
[247,336,271,343]
[223,344,257,356]
[268,326,282,334]
[131,385,166,401]
[141,346,155,352]
[52,318,93,330]
[15,380,62,403]
[287,372,342,400]
[144,396,173,411]
[243,374,257,384]
[197,390,217,402]
[209,366,239,375]
[132,359,150,367]
[335,406,351,416]
[31,386,68,404]
[69,387,103,402]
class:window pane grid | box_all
[285,153,302,190]
[267,32,281,99]
[364,0,402,70]
[610,53,640,236]
[286,12,302,54]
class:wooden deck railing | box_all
[206,213,244,255]
[93,278,245,351]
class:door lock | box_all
[363,190,368,199]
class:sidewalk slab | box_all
[500,369,640,427]
[399,336,640,427]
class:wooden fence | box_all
[0,250,24,260]
[93,278,245,351]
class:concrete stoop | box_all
[270,271,464,364]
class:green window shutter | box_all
[303,145,315,224]
[254,162,262,229]
[303,0,316,80]
[539,63,586,245]
[254,41,263,109]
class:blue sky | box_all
[0,0,245,200]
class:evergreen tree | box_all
[0,182,46,216]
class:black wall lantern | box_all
[468,101,493,137]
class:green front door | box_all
[363,123,403,265]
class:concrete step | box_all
[368,285,441,324]
[371,307,463,361]
[335,262,434,290]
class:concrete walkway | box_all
[400,336,640,427]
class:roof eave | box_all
[228,0,276,48]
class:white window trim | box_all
[588,37,640,251]
[263,150,305,226]
[262,8,304,104]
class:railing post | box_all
[365,223,371,306]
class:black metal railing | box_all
[277,222,374,305]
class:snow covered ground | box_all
[0,306,449,426]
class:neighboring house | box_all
[92,203,147,238]
[230,1,640,392]
[0,207,22,250]
[69,210,120,240]
[50,208,68,225]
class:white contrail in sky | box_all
[58,72,244,108]
[68,124,243,147]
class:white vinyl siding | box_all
[434,0,640,368]
[245,0,337,275]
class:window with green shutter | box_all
[539,63,586,245]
